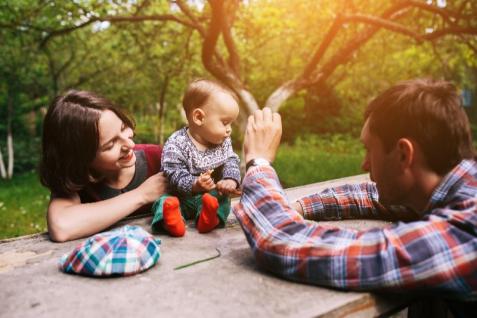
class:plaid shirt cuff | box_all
[245,165,277,179]
[298,195,324,220]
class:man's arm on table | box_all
[296,183,419,222]
[233,165,474,294]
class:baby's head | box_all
[183,79,240,147]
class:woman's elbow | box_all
[48,225,70,242]
[47,216,72,243]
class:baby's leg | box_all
[196,190,231,233]
[151,194,186,237]
[196,193,219,233]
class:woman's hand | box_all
[137,172,169,203]
[217,179,241,196]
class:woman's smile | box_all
[119,149,134,162]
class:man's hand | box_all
[217,179,241,196]
[192,169,216,193]
[291,201,304,217]
[244,107,282,164]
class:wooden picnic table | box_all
[0,174,410,318]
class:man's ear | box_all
[191,108,205,126]
[396,138,414,168]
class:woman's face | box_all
[90,110,136,174]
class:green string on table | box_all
[174,248,222,270]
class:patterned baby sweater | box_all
[161,127,241,195]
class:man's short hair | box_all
[182,79,238,116]
[365,78,475,175]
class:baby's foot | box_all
[197,193,219,233]
[163,196,186,237]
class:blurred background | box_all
[0,0,476,239]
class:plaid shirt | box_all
[233,160,477,298]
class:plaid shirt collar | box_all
[425,159,477,213]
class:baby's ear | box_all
[192,108,205,126]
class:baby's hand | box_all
[216,179,241,196]
[193,169,216,193]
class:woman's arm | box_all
[47,172,167,242]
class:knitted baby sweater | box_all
[161,127,241,195]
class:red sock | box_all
[197,193,220,233]
[163,197,186,237]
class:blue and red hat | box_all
[58,225,160,277]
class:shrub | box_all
[274,134,364,187]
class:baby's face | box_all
[198,91,240,146]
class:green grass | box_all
[274,134,364,187]
[0,171,49,240]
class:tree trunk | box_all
[6,130,13,179]
[0,146,6,179]
[6,93,14,179]
[158,76,170,145]
[234,88,259,134]
[264,80,304,112]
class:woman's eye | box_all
[103,142,115,151]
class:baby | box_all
[151,79,241,236]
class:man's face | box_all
[360,119,405,206]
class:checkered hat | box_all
[58,225,161,277]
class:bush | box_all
[274,134,364,187]
[0,171,49,239]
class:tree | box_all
[0,25,50,179]
[3,0,477,142]
[31,0,477,130]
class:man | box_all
[234,79,477,315]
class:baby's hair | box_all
[182,78,239,116]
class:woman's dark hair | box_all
[40,90,135,197]
[365,78,475,175]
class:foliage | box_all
[274,134,364,187]
[0,135,364,239]
[0,171,49,239]
[0,0,475,174]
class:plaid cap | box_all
[58,225,161,277]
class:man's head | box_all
[361,78,475,208]
[183,79,240,147]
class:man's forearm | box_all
[297,183,386,221]
[234,166,475,294]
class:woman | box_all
[40,90,167,242]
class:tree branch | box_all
[201,0,225,80]
[406,0,472,24]
[266,1,413,110]
[298,2,412,92]
[134,0,151,16]
[40,13,197,48]
[342,14,424,42]
[301,14,344,79]
[423,26,477,40]
[221,0,241,76]
[174,0,207,37]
